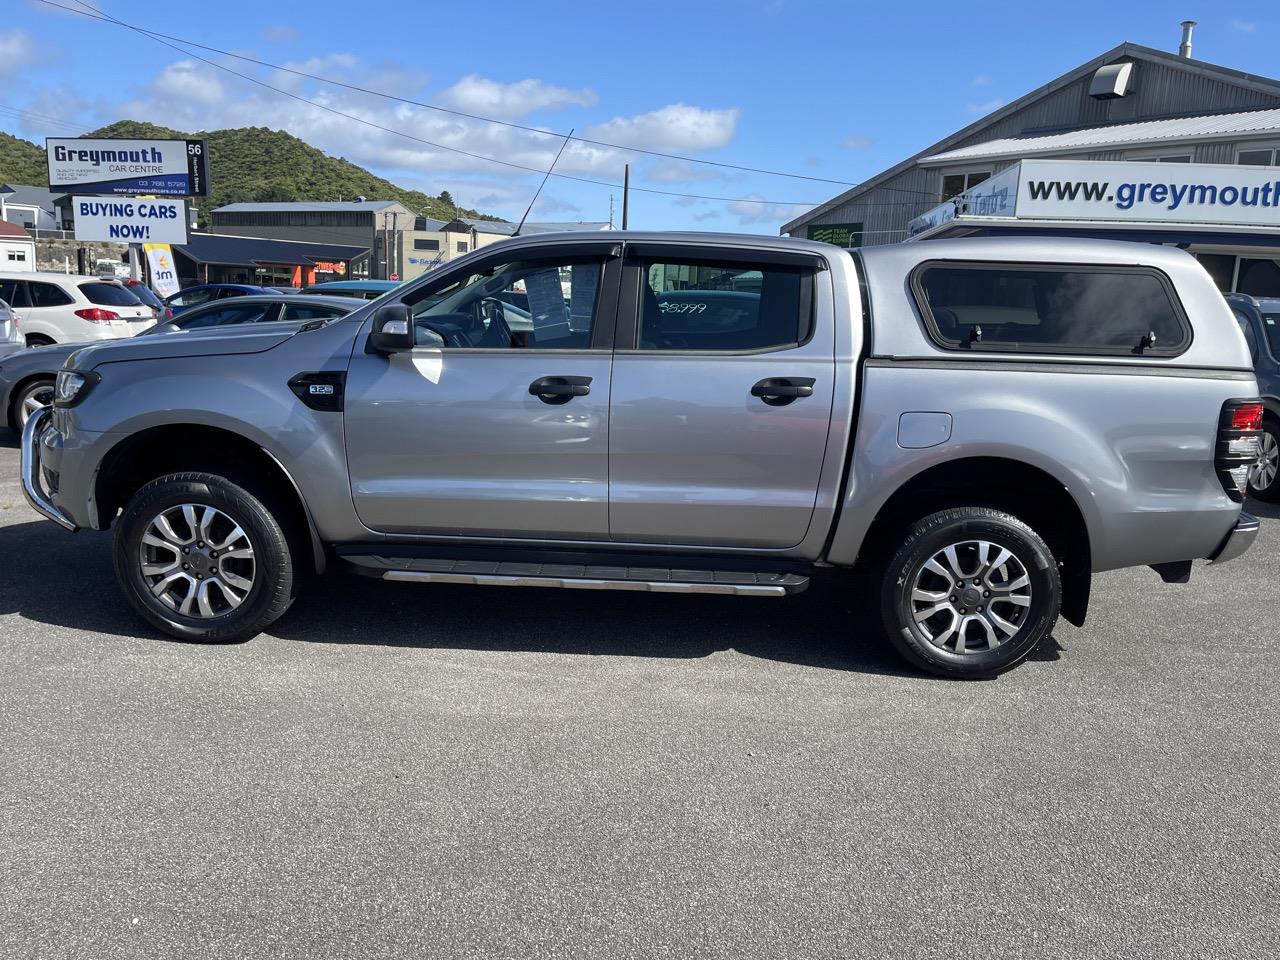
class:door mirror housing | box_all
[369,304,414,354]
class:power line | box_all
[38,0,942,206]
[36,0,891,190]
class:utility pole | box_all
[381,212,389,279]
[391,211,399,279]
[622,164,630,230]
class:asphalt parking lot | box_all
[0,436,1276,960]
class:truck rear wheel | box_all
[880,507,1061,678]
[1247,414,1280,502]
[113,472,299,643]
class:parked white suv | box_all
[0,298,21,360]
[0,272,155,347]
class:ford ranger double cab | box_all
[21,233,1262,677]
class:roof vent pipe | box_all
[1179,20,1196,58]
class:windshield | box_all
[80,282,143,307]
[127,285,164,310]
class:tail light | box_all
[1216,399,1264,501]
[74,308,119,323]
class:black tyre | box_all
[11,377,55,431]
[1247,415,1280,502]
[880,507,1061,679]
[113,472,298,642]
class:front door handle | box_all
[751,377,815,406]
[529,375,592,405]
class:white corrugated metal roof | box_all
[921,107,1280,165]
[214,200,405,213]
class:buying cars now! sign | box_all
[47,137,209,197]
[74,198,189,245]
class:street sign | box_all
[72,198,189,245]
[48,137,210,197]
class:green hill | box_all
[0,130,47,184]
[0,121,497,220]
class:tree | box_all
[440,190,455,212]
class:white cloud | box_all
[150,60,228,108]
[966,98,1005,115]
[726,193,813,226]
[971,73,993,86]
[439,75,596,119]
[1230,19,1256,32]
[585,103,739,153]
[842,135,873,150]
[0,29,39,79]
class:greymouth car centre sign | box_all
[47,137,210,197]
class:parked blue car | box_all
[298,279,400,300]
[163,283,272,315]
[1226,292,1280,501]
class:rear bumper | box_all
[1206,512,1258,565]
[20,406,77,531]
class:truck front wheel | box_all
[880,507,1061,678]
[113,472,299,643]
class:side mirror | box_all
[369,304,413,354]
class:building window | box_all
[457,242,469,253]
[1238,146,1280,167]
[941,170,992,201]
[1194,253,1236,292]
[6,250,25,262]
[414,238,440,251]
[1238,258,1280,298]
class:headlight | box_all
[54,369,100,406]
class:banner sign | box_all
[73,198,188,244]
[144,243,181,298]
[806,222,864,247]
[909,159,1280,237]
[1015,159,1280,227]
[48,138,209,197]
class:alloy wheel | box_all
[908,539,1033,653]
[1249,428,1278,493]
[138,503,256,618]
[18,383,54,429]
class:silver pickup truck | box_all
[20,232,1262,677]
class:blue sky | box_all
[1,1,1276,231]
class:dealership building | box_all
[783,28,1280,297]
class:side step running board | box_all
[343,555,809,597]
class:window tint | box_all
[638,260,804,351]
[407,258,602,349]
[29,282,74,308]
[916,264,1189,356]
[1261,313,1280,359]
[171,288,215,308]
[175,302,275,330]
[281,304,347,322]
[1194,253,1235,292]
[217,288,248,300]
[80,282,142,307]
[126,284,164,310]
[1238,259,1280,298]
[0,280,29,309]
[1234,313,1259,361]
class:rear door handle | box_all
[751,377,815,406]
[529,375,592,405]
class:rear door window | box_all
[176,302,277,330]
[913,263,1191,356]
[29,282,74,308]
[637,260,806,351]
[0,280,29,309]
[80,282,143,307]
[281,304,348,322]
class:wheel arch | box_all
[853,456,1092,628]
[92,423,326,574]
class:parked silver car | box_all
[20,233,1261,677]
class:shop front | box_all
[908,159,1280,297]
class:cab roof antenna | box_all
[513,128,573,238]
